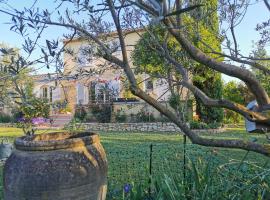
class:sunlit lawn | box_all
[0,126,269,199]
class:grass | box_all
[0,127,269,199]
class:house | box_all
[32,30,192,123]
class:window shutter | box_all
[77,83,85,104]
[52,87,61,102]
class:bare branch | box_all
[263,0,270,12]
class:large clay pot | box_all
[4,132,107,200]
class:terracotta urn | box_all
[4,132,107,200]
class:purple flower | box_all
[17,117,26,123]
[31,117,46,125]
[123,183,132,193]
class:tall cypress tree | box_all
[190,0,224,123]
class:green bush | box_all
[224,109,243,124]
[74,107,87,121]
[207,122,222,129]
[17,97,50,134]
[135,111,155,122]
[64,118,83,132]
[189,121,208,129]
[169,94,192,121]
[20,97,50,119]
[115,111,127,123]
[0,113,14,123]
[91,104,111,123]
[189,120,221,129]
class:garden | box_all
[0,0,270,199]
[0,127,269,199]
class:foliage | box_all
[223,81,253,105]
[168,94,192,121]
[115,110,127,123]
[189,120,221,129]
[1,128,270,199]
[151,157,270,199]
[194,73,224,124]
[64,117,84,132]
[100,130,270,200]
[74,106,87,121]
[0,113,14,123]
[252,46,270,95]
[223,81,254,123]
[0,0,269,161]
[0,44,34,106]
[52,100,72,114]
[17,97,50,134]
[135,111,155,122]
[20,97,50,119]
[223,110,242,124]
[132,3,224,124]
[91,104,112,123]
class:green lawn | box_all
[0,127,270,199]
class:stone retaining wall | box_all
[79,122,225,133]
[0,122,226,133]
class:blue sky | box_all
[0,0,269,80]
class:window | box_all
[42,87,48,99]
[97,90,105,102]
[0,65,7,72]
[77,83,85,104]
[49,87,53,103]
[95,83,111,103]
[89,82,96,103]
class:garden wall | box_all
[78,122,225,133]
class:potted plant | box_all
[4,98,108,199]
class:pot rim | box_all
[15,131,100,151]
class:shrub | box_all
[91,104,111,123]
[0,113,14,123]
[17,97,50,134]
[74,107,87,121]
[224,109,243,124]
[169,94,192,121]
[136,111,155,122]
[64,118,83,132]
[20,97,50,119]
[52,100,72,114]
[189,120,221,129]
[207,122,222,129]
[189,120,208,129]
[155,115,171,122]
[115,110,127,123]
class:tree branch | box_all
[263,0,270,12]
[164,18,270,106]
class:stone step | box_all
[44,114,73,127]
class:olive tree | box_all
[0,0,270,155]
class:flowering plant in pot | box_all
[5,98,108,200]
[16,97,50,135]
